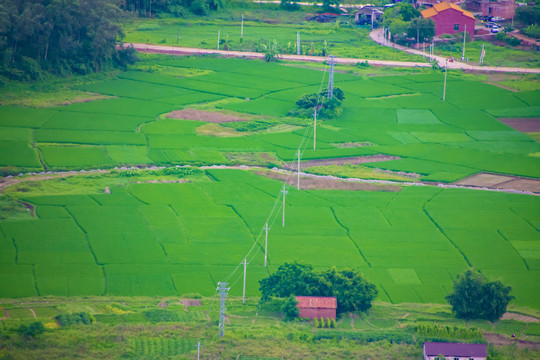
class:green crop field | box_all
[0,169,539,308]
[0,54,539,314]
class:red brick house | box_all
[295,296,337,320]
[423,342,487,360]
[421,2,475,37]
[466,0,516,20]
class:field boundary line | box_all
[378,284,393,303]
[32,265,41,297]
[64,206,101,266]
[422,207,472,268]
[329,207,371,268]
[11,236,18,264]
[497,229,530,271]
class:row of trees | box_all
[382,3,435,43]
[120,0,230,17]
[259,262,378,314]
[0,0,137,81]
[262,263,513,323]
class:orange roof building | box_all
[421,2,475,37]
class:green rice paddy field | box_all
[0,55,539,309]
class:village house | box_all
[466,0,516,19]
[423,342,488,360]
[421,2,475,37]
[416,0,464,9]
[354,6,384,25]
[295,296,337,320]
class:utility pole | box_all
[297,32,300,55]
[195,341,202,360]
[217,282,229,337]
[313,107,317,151]
[328,55,335,99]
[241,14,244,40]
[264,222,270,267]
[296,149,302,190]
[479,43,485,65]
[281,186,288,227]
[217,30,220,50]
[417,26,419,50]
[242,258,248,304]
[461,25,466,61]
[442,58,448,101]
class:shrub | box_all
[523,24,540,40]
[145,309,180,322]
[281,294,299,321]
[56,313,93,327]
[313,317,319,328]
[16,322,45,338]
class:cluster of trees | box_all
[0,0,137,81]
[382,3,435,43]
[289,88,345,119]
[446,269,513,322]
[259,262,378,315]
[121,0,230,17]
[281,0,339,12]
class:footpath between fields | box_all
[124,42,540,74]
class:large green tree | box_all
[259,262,377,314]
[0,0,135,80]
[446,269,513,322]
[259,262,331,301]
[407,18,436,42]
[322,268,378,313]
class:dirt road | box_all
[369,28,540,74]
[124,42,540,74]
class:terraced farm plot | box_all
[1,169,538,308]
[0,56,539,311]
[1,56,539,182]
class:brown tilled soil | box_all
[499,118,540,132]
[287,154,400,169]
[179,299,202,307]
[501,312,539,323]
[258,170,401,192]
[484,332,540,350]
[165,109,251,123]
[455,173,540,193]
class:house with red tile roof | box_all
[421,2,475,37]
[295,296,337,320]
[423,342,487,360]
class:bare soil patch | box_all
[166,109,251,123]
[258,170,401,192]
[501,312,539,323]
[287,155,399,169]
[484,332,540,350]
[455,172,540,194]
[499,118,540,132]
[0,308,8,320]
[179,299,202,307]
[157,301,169,309]
[333,142,372,148]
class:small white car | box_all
[491,25,501,33]
[491,16,505,22]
